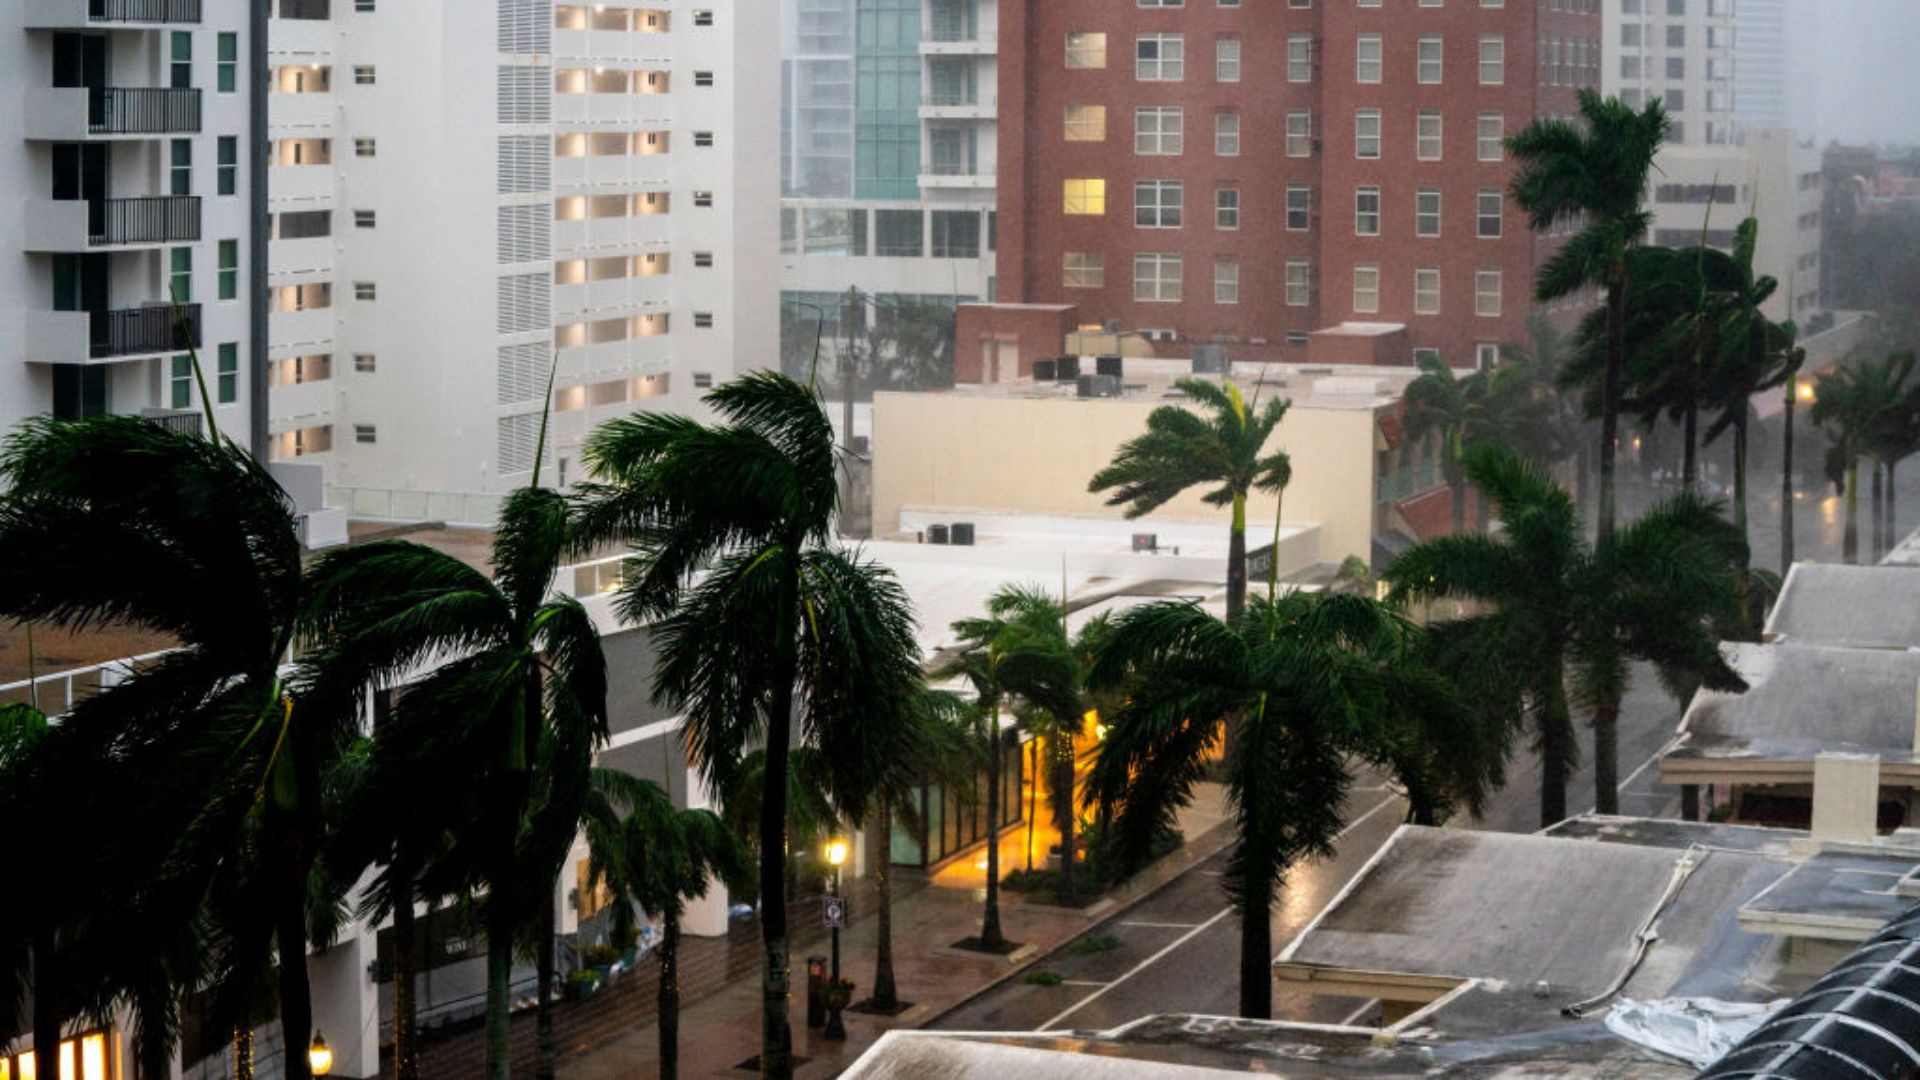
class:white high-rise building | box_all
[1606,0,1739,147]
[1732,0,1787,132]
[778,0,997,383]
[265,0,778,522]
[10,0,259,440]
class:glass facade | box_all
[890,736,1027,867]
[854,0,922,199]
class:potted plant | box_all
[824,977,856,1040]
[583,942,621,978]
[567,967,603,1002]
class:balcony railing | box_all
[925,22,977,43]
[91,303,201,359]
[88,0,202,23]
[141,408,203,435]
[89,196,201,246]
[89,88,202,134]
[923,90,979,107]
[925,160,982,177]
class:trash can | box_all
[806,955,828,1028]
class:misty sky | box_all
[1786,0,1920,145]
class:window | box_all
[693,373,714,390]
[169,247,191,302]
[1286,110,1312,157]
[1063,252,1104,288]
[1216,38,1240,82]
[692,251,714,268]
[874,209,924,255]
[1478,35,1505,85]
[1135,107,1183,154]
[931,210,981,257]
[355,0,375,9]
[1288,35,1313,82]
[693,9,714,25]
[1064,105,1106,142]
[692,190,713,207]
[1066,32,1108,69]
[170,355,193,409]
[217,33,237,93]
[1285,260,1311,306]
[1416,112,1442,160]
[355,137,376,157]
[1137,34,1184,80]
[218,239,238,299]
[1476,343,1501,370]
[694,312,714,328]
[1476,269,1502,316]
[1286,185,1311,231]
[1355,110,1381,159]
[693,71,714,87]
[1215,188,1239,229]
[170,139,191,195]
[218,136,238,195]
[693,131,714,147]
[1215,112,1240,156]
[1417,37,1443,84]
[1063,178,1107,215]
[1414,268,1441,315]
[170,31,191,89]
[1214,259,1239,304]
[353,65,375,85]
[354,354,376,373]
[354,281,377,301]
[1477,189,1502,237]
[1477,113,1505,161]
[1356,35,1382,83]
[1135,180,1183,228]
[354,209,375,229]
[1416,189,1441,237]
[1134,254,1182,302]
[1355,186,1381,236]
[1139,0,1183,6]
[354,424,377,444]
[1353,264,1380,314]
[217,342,238,403]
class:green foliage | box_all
[581,943,622,969]
[1023,970,1065,987]
[1065,935,1120,957]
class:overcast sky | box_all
[1785,0,1920,146]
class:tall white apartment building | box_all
[778,0,997,366]
[8,0,258,440]
[1605,0,1821,322]
[265,0,777,522]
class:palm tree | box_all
[936,586,1081,949]
[1402,356,1493,535]
[0,416,327,1080]
[1779,327,1807,575]
[1089,378,1292,629]
[1387,446,1746,822]
[572,372,924,1080]
[1700,219,1800,545]
[1864,360,1920,560]
[298,486,609,1080]
[1086,591,1483,1019]
[1812,354,1918,564]
[1509,89,1670,545]
[1502,313,1589,509]
[585,776,752,1080]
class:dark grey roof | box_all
[1740,850,1920,937]
[1667,643,1920,765]
[1767,564,1920,650]
[1699,902,1920,1078]
[1545,815,1808,853]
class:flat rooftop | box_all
[924,357,1421,411]
[1766,563,1920,649]
[1662,642,1920,782]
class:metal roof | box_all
[1766,564,1920,650]
[1698,903,1920,1078]
[1666,642,1920,768]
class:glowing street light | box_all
[308,1032,333,1076]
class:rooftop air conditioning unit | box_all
[950,522,976,546]
[1096,355,1123,378]
[926,523,950,545]
[1191,344,1228,374]
[1077,373,1122,399]
[1132,533,1158,553]
[1056,356,1082,380]
[1033,358,1057,381]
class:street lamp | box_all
[307,1031,333,1076]
[824,836,851,1040]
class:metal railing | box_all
[141,408,203,435]
[88,87,202,135]
[925,21,977,43]
[88,0,202,23]
[924,160,982,177]
[923,89,979,107]
[90,302,201,359]
[89,195,201,245]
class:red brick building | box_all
[989,0,1599,370]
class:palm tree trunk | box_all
[1872,463,1886,563]
[236,1026,254,1080]
[1593,697,1621,816]
[392,868,421,1080]
[1782,381,1797,575]
[1599,276,1628,545]
[1450,478,1467,536]
[1237,879,1274,1020]
[484,891,517,1080]
[31,932,59,1080]
[535,895,556,1080]
[1733,411,1750,545]
[1575,439,1592,522]
[659,913,681,1080]
[871,795,898,1011]
[1845,458,1862,564]
[980,708,1005,949]
[1889,460,1901,557]
[1226,493,1248,626]
[277,861,315,1080]
[1539,662,1574,829]
[1683,394,1699,486]
[1055,732,1078,906]
[758,547,802,1080]
[1024,740,1037,874]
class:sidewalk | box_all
[559,783,1234,1078]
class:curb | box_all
[915,817,1238,1029]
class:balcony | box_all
[918,161,992,190]
[25,87,202,139]
[141,408,203,435]
[25,303,202,365]
[24,0,202,28]
[921,23,993,55]
[920,90,993,120]
[23,196,202,251]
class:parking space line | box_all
[1120,921,1203,929]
